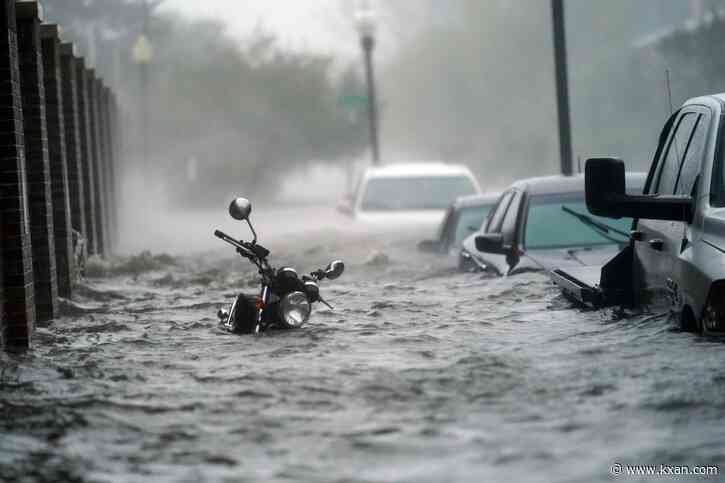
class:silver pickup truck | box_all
[551,94,725,336]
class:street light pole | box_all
[356,3,381,165]
[141,0,149,167]
[132,2,153,167]
[361,35,380,165]
[551,0,573,176]
[141,61,148,167]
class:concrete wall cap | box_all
[39,23,60,39]
[59,42,77,57]
[15,1,44,21]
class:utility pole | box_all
[551,0,573,176]
[355,2,381,166]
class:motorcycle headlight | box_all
[278,267,298,281]
[279,291,311,328]
[303,280,320,303]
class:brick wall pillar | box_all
[86,69,104,256]
[0,0,34,349]
[97,83,112,254]
[93,76,107,257]
[40,24,72,298]
[109,92,120,247]
[60,43,86,256]
[108,89,116,253]
[74,58,97,255]
[17,1,57,323]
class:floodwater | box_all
[2,206,725,483]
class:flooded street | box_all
[2,207,725,483]
[6,0,725,481]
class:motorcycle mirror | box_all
[229,197,252,221]
[324,260,345,280]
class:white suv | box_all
[339,162,481,229]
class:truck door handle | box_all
[648,239,664,251]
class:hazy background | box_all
[43,0,725,251]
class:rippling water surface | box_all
[2,209,725,482]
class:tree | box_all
[45,2,368,206]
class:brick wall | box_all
[87,71,105,256]
[101,86,115,252]
[17,2,58,323]
[60,43,87,248]
[0,0,35,348]
[41,24,73,298]
[75,59,97,256]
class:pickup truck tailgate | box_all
[550,245,634,309]
[550,266,604,307]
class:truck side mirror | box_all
[585,158,693,223]
[475,233,508,255]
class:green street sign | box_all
[338,95,368,109]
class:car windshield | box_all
[361,176,477,211]
[524,193,632,249]
[452,204,493,246]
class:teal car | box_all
[461,174,646,275]
[418,193,499,265]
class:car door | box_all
[634,109,704,308]
[475,190,515,275]
[499,190,524,274]
[669,107,711,315]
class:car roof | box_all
[509,172,647,196]
[685,94,725,109]
[453,192,500,208]
[364,162,474,178]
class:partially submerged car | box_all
[460,173,646,275]
[338,162,481,230]
[417,193,499,258]
[551,94,725,335]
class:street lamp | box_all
[132,32,152,168]
[355,1,381,165]
[132,0,156,170]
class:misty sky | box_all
[161,0,357,55]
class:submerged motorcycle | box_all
[215,197,344,334]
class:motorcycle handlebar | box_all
[214,229,255,258]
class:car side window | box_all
[675,112,709,196]
[501,191,522,245]
[653,112,699,194]
[486,191,513,233]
